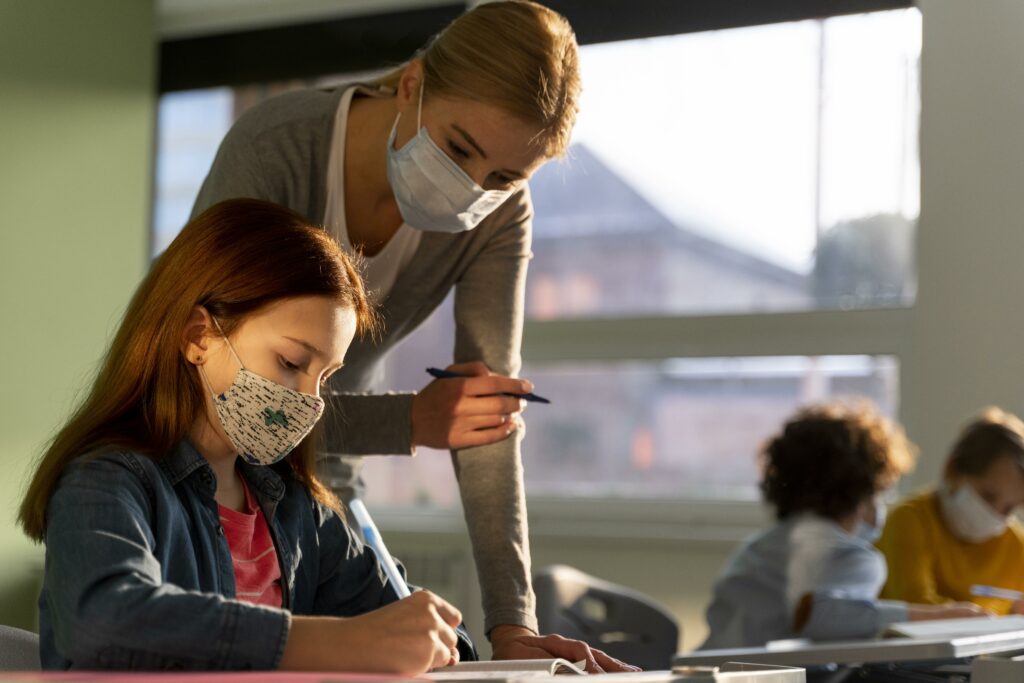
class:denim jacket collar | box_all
[159,439,286,502]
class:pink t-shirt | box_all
[218,479,283,608]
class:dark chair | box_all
[0,625,40,671]
[533,564,680,671]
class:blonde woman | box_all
[190,1,633,671]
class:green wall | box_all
[0,0,155,629]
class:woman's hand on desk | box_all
[412,361,529,449]
[280,591,463,674]
[489,625,641,673]
[907,601,993,621]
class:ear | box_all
[942,460,958,488]
[395,58,425,115]
[847,498,868,524]
[181,306,216,366]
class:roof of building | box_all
[530,143,806,289]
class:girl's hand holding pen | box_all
[411,361,535,450]
[281,590,462,674]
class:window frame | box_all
[158,0,913,93]
[506,309,910,538]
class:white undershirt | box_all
[324,86,422,303]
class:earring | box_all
[194,356,203,363]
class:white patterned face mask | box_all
[198,320,325,466]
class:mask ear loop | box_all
[196,315,245,400]
[196,363,218,399]
[416,78,425,131]
[387,76,425,148]
[210,316,245,369]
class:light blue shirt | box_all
[701,514,909,649]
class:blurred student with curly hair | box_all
[700,402,986,649]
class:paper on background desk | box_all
[883,614,1024,640]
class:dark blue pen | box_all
[426,367,551,404]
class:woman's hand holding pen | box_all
[411,361,531,449]
[280,591,462,674]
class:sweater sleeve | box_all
[799,543,909,641]
[877,503,949,604]
[451,188,537,635]
[801,594,908,641]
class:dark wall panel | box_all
[160,0,914,93]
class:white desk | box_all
[367,667,806,683]
[0,669,805,683]
[523,665,804,683]
[670,663,804,682]
[673,629,1024,669]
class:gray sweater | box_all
[191,86,537,634]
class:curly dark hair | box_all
[760,402,918,521]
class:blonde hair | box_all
[947,406,1024,477]
[375,1,580,158]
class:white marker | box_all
[347,498,412,599]
[970,584,1024,601]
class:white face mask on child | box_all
[938,482,1009,543]
[198,319,325,466]
[855,497,888,543]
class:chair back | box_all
[534,564,680,671]
[0,625,40,671]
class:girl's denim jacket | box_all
[39,439,475,670]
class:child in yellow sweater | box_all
[877,407,1024,614]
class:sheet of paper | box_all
[426,659,588,679]
[884,614,1024,639]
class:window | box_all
[519,356,898,500]
[153,8,921,515]
[531,10,920,318]
[153,89,233,255]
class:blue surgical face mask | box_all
[385,82,513,233]
[855,497,888,543]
